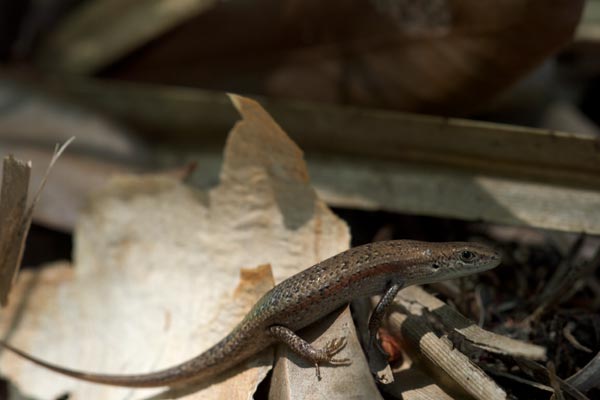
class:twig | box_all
[562,322,593,353]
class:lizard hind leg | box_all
[268,325,350,379]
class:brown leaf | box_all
[103,0,584,114]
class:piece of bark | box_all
[383,357,465,400]
[0,95,351,399]
[0,144,133,232]
[0,139,72,305]
[400,286,546,360]
[0,156,30,306]
[385,296,507,400]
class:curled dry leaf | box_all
[0,95,351,399]
[104,0,584,114]
[264,0,585,114]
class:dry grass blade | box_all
[528,236,589,321]
[566,351,600,393]
[547,362,566,400]
[485,367,554,394]
[563,322,593,353]
[515,358,590,400]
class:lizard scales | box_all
[1,240,501,387]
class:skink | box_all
[0,240,501,387]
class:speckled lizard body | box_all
[1,240,500,387]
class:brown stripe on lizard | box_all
[0,240,501,387]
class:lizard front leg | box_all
[268,325,350,379]
[368,282,404,356]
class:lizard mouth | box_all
[482,251,502,270]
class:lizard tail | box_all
[0,333,266,388]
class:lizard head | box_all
[393,241,502,285]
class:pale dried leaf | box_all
[0,95,350,399]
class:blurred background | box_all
[0,0,596,121]
[1,0,599,260]
[2,2,600,399]
[1,0,600,259]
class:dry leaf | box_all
[0,95,350,399]
[101,0,584,114]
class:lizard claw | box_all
[312,336,352,378]
[323,337,351,365]
[324,337,347,358]
[315,363,322,380]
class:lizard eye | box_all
[431,263,441,270]
[460,250,476,263]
